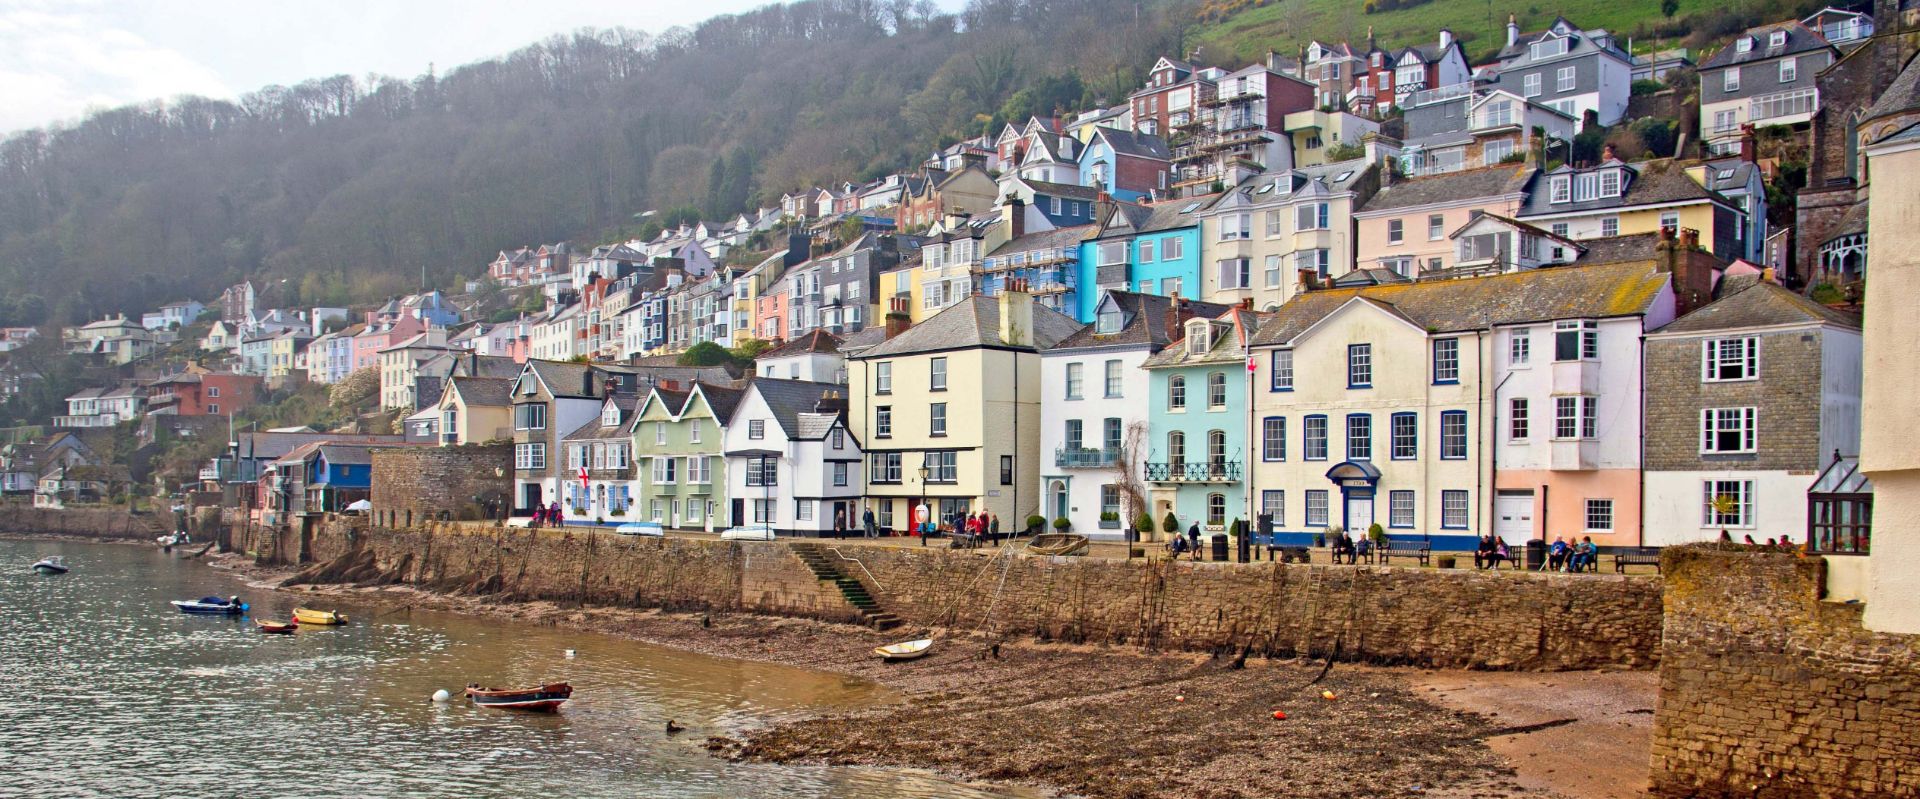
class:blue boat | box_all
[171,596,247,615]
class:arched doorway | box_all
[1049,480,1068,523]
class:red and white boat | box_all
[464,682,572,712]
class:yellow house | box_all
[434,376,515,445]
[845,288,1081,532]
[267,330,312,379]
[1517,158,1743,261]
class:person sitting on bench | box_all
[1547,537,1569,571]
[1354,536,1372,564]
[1474,535,1502,569]
[1568,536,1597,572]
[1331,532,1356,564]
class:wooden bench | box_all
[1376,539,1432,567]
[1614,548,1662,573]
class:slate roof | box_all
[522,359,599,398]
[1092,128,1173,160]
[1050,291,1235,351]
[987,224,1094,257]
[693,383,745,425]
[1358,165,1533,214]
[746,378,842,438]
[1864,50,1920,123]
[1655,280,1860,334]
[1096,196,1216,239]
[233,432,408,461]
[837,326,889,355]
[1699,21,1835,70]
[852,295,1084,359]
[1570,232,1664,265]
[562,396,637,442]
[1518,159,1726,217]
[447,376,512,407]
[1250,260,1672,346]
[760,329,841,358]
[640,387,691,422]
[1022,179,1103,201]
[1140,307,1270,368]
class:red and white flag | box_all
[577,466,590,488]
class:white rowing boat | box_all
[873,638,934,662]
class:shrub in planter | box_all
[1100,511,1119,522]
[1437,555,1457,569]
[1133,512,1156,538]
[1367,523,1386,545]
[1053,517,1072,532]
[1162,512,1180,534]
[1025,514,1047,533]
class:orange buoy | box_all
[1271,710,1287,720]
[1174,695,1185,702]
[1321,690,1339,701]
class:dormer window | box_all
[1530,37,1568,60]
[1736,36,1752,54]
[1550,176,1571,204]
[1598,168,1622,197]
[602,404,620,427]
[1095,305,1123,334]
[1186,319,1212,355]
[1768,31,1786,48]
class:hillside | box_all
[1189,0,1826,66]
[0,0,1186,325]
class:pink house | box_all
[351,315,423,372]
[1352,164,1534,277]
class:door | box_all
[671,499,681,528]
[1050,480,1068,523]
[521,484,542,515]
[730,498,744,529]
[1345,492,1374,534]
[1496,493,1534,543]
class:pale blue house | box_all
[1139,307,1264,537]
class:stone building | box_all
[1641,278,1862,546]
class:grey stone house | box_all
[1640,277,1861,546]
[1697,21,1839,155]
[1489,15,1634,129]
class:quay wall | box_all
[0,505,172,541]
[296,521,1661,671]
[1650,546,1920,797]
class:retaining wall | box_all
[0,505,171,541]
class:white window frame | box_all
[1702,480,1755,528]
[1585,499,1614,532]
[1702,337,1759,382]
[1700,407,1758,454]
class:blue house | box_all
[1000,176,1099,233]
[1077,198,1209,321]
[1139,307,1265,537]
[1077,128,1173,202]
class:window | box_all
[1585,499,1614,532]
[1296,248,1330,278]
[1162,238,1183,260]
[1550,222,1569,237]
[1601,216,1619,237]
[930,357,947,390]
[1551,396,1598,439]
[1098,240,1126,265]
[688,419,703,443]
[1509,329,1531,365]
[875,362,892,394]
[1598,169,1621,197]
[1001,454,1014,485]
[207,386,220,398]
[1700,407,1758,453]
[1390,490,1415,528]
[1265,209,1284,237]
[1262,417,1286,461]
[747,419,764,440]
[1168,431,1186,467]
[875,406,892,437]
[1103,417,1123,452]
[681,454,706,484]
[1261,490,1284,526]
[1304,415,1328,460]
[1165,277,1184,298]
[1065,362,1084,399]
[1436,410,1467,459]
[1509,398,1530,440]
[1714,109,1739,133]
[1769,30,1786,48]
[1347,344,1372,388]
[1388,219,1404,244]
[1702,337,1758,381]
[208,403,220,415]
[652,456,679,485]
[751,499,773,523]
[1270,350,1293,391]
[1168,375,1186,410]
[1208,372,1227,409]
[831,428,845,449]
[1391,413,1418,460]
[1296,203,1329,230]
[514,402,547,430]
[1428,214,1446,241]
[1103,360,1123,397]
[1554,320,1597,361]
[1441,490,1469,529]
[1556,66,1575,92]
[1660,211,1680,233]
[1204,493,1227,526]
[1549,176,1571,205]
[655,421,667,445]
[1140,239,1155,262]
[1265,254,1282,288]
[1347,414,1372,460]
[1523,73,1541,97]
[1101,485,1121,518]
[930,402,948,436]
[1724,69,1740,92]
[1703,480,1755,527]
[1306,490,1329,527]
[869,452,902,483]
[925,451,957,482]
[1432,338,1459,383]
[1218,214,1250,240]
[1095,305,1123,334]
[1218,258,1251,290]
[514,443,547,470]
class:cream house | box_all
[434,376,514,445]
[1198,159,1378,311]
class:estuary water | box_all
[0,538,1013,799]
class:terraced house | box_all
[1516,156,1746,260]
[723,379,862,537]
[1080,197,1209,320]
[631,382,742,531]
[559,393,637,523]
[1140,305,1265,537]
[510,360,643,516]
[1199,159,1377,311]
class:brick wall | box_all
[370,444,512,525]
[1644,328,1824,473]
[1650,546,1920,797]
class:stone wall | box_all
[0,505,171,541]
[370,443,512,526]
[1644,327,1824,472]
[297,523,1662,670]
[1650,546,1920,797]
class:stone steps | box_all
[789,543,897,630]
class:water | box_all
[0,539,1016,799]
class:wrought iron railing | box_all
[1143,460,1243,482]
[1055,447,1121,469]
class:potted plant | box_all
[1026,514,1047,535]
[1368,523,1386,548]
[1437,554,1457,569]
[1099,511,1121,529]
[1053,517,1072,532]
[1133,511,1156,542]
[1162,512,1180,537]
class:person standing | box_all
[549,500,564,529]
[863,506,877,538]
[833,507,846,540]
[1186,522,1201,559]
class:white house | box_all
[723,379,863,537]
[142,300,205,331]
[754,330,847,383]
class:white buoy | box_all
[564,649,576,658]
[431,689,451,703]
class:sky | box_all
[0,0,794,135]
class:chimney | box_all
[1297,268,1322,293]
[999,279,1034,347]
[1266,49,1280,71]
[884,297,912,340]
[1439,28,1453,48]
[1007,196,1026,240]
[1507,13,1520,48]
[1164,296,1194,341]
[1094,191,1116,227]
[814,389,846,414]
[1739,124,1758,164]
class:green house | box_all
[631,382,744,531]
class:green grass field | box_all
[1187,0,1736,67]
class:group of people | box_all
[528,500,565,529]
[1723,531,1801,552]
[1328,530,1374,564]
[1474,536,1514,569]
[1546,536,1598,572]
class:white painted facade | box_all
[757,352,846,383]
[1038,342,1153,541]
[722,385,863,537]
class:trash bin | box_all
[1525,539,1546,571]
[1211,533,1229,562]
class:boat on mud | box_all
[465,682,573,712]
[873,638,935,662]
[31,556,68,575]
[255,619,297,634]
[1024,533,1090,556]
[292,607,349,626]
[172,595,246,615]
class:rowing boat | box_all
[292,607,348,625]
[873,638,934,662]
[255,619,297,634]
[465,682,572,712]
[1024,533,1090,556]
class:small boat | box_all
[31,556,68,575]
[292,607,349,626]
[156,532,188,552]
[874,638,935,662]
[172,596,247,615]
[614,522,664,537]
[465,682,572,712]
[255,619,297,634]
[1025,533,1090,556]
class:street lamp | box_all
[917,463,932,547]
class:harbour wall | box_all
[1649,546,1920,797]
[0,505,173,541]
[293,520,1662,671]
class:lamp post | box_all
[918,464,932,547]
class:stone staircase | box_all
[789,542,899,630]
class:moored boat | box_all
[172,595,246,615]
[255,619,297,634]
[292,607,349,626]
[873,638,935,662]
[465,682,572,712]
[31,556,68,575]
[1025,533,1090,556]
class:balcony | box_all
[54,414,117,428]
[1056,447,1121,469]
[684,482,712,494]
[1407,81,1471,108]
[198,466,222,481]
[1144,460,1243,483]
